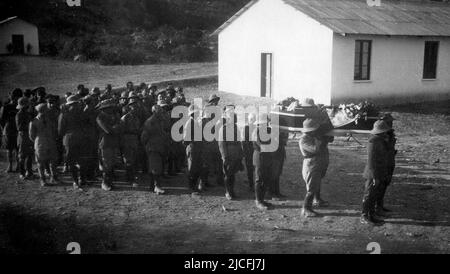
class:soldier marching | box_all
[1,84,397,226]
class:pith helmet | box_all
[301,98,316,107]
[371,120,392,135]
[302,118,320,133]
[17,97,29,110]
[66,95,80,105]
[96,99,117,111]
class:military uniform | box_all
[120,103,141,185]
[184,114,204,192]
[218,118,243,200]
[58,97,86,188]
[30,105,59,185]
[15,100,34,178]
[141,110,167,194]
[361,120,391,225]
[97,101,122,191]
[82,100,100,180]
[253,124,274,210]
[1,100,19,172]
[299,119,329,217]
[242,124,255,190]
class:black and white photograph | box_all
[0,0,449,258]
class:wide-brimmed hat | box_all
[128,91,139,99]
[301,98,316,107]
[96,99,117,111]
[208,94,221,104]
[128,98,139,106]
[17,97,29,109]
[91,87,101,96]
[371,120,391,135]
[35,103,48,114]
[302,118,320,133]
[66,95,80,105]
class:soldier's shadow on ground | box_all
[381,164,450,227]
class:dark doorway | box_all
[12,34,25,54]
[261,53,273,98]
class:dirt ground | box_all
[1,81,449,253]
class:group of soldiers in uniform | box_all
[1,85,396,224]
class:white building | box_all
[0,16,39,55]
[214,0,450,105]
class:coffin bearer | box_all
[58,95,86,190]
[30,103,59,186]
[96,99,122,191]
[183,104,204,194]
[15,97,35,180]
[299,118,329,218]
[141,105,167,195]
[376,114,397,214]
[301,98,333,207]
[1,88,22,172]
[120,96,142,188]
[361,120,391,226]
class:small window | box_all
[354,40,372,81]
[423,41,439,79]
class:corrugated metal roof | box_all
[0,16,18,25]
[283,0,450,36]
[213,0,450,37]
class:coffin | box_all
[270,106,378,134]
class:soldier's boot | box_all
[153,176,165,195]
[6,151,14,173]
[247,171,254,192]
[376,184,391,213]
[255,184,269,210]
[49,163,60,185]
[101,172,112,192]
[302,192,320,218]
[126,166,138,188]
[18,158,26,179]
[313,193,330,208]
[148,174,155,190]
[361,195,384,226]
[25,156,34,178]
[271,178,287,201]
[71,168,82,189]
[224,176,234,200]
[62,162,70,174]
[37,164,48,187]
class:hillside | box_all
[0,0,249,64]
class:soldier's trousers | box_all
[270,156,285,196]
[201,147,224,185]
[254,151,273,202]
[243,146,254,187]
[362,178,383,216]
[101,147,118,187]
[17,132,34,176]
[122,135,139,183]
[186,144,203,190]
[37,161,57,181]
[223,160,241,196]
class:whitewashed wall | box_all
[0,19,40,55]
[218,0,334,105]
[331,34,450,104]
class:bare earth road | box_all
[1,108,449,254]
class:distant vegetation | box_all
[0,0,249,65]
